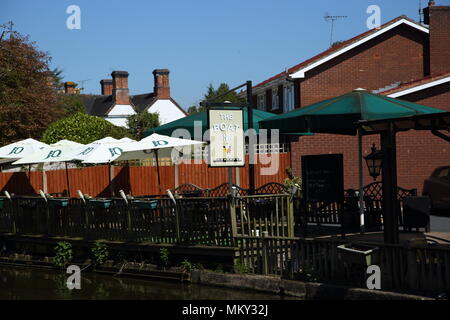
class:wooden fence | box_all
[1,190,449,296]
[0,195,233,246]
[0,154,291,197]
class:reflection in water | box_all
[0,266,297,300]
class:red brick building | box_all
[249,1,450,193]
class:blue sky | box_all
[2,0,449,109]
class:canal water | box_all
[0,265,296,300]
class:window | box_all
[284,85,294,113]
[257,94,265,110]
[435,167,450,179]
[271,88,279,110]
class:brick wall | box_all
[290,82,450,193]
[299,24,428,107]
[427,6,450,75]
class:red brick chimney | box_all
[111,71,130,104]
[153,69,170,99]
[64,81,77,94]
[100,79,113,95]
[424,1,450,75]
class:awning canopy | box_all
[260,89,447,135]
[146,107,277,138]
[358,111,450,134]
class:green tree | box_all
[41,112,132,144]
[187,105,199,115]
[0,22,62,145]
[331,40,344,48]
[50,67,65,90]
[56,94,85,118]
[203,83,246,104]
[127,111,160,140]
[188,83,246,114]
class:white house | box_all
[68,69,186,127]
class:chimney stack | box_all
[111,71,130,105]
[153,69,170,99]
[100,79,113,95]
[424,2,450,75]
[64,81,77,94]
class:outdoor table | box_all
[132,199,159,210]
[88,199,112,209]
[47,198,69,208]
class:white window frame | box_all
[271,88,279,110]
[284,84,294,113]
[257,94,266,110]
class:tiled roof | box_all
[131,93,156,112]
[254,16,427,89]
[89,95,115,116]
[78,93,157,116]
[377,72,450,96]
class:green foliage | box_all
[331,40,344,48]
[50,67,65,90]
[233,259,251,274]
[187,106,201,115]
[91,242,109,266]
[41,112,132,144]
[56,94,85,118]
[127,111,160,140]
[180,259,203,272]
[180,259,194,272]
[283,167,302,194]
[54,241,73,268]
[159,248,170,268]
[0,23,61,145]
[188,83,246,114]
[213,264,225,273]
[204,83,246,104]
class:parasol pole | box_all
[108,162,115,197]
[65,162,71,197]
[28,164,32,192]
[154,149,162,196]
[358,128,365,233]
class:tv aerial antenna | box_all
[418,0,424,24]
[324,14,347,47]
[76,79,91,92]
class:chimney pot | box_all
[64,81,77,94]
[153,69,170,99]
[100,79,113,95]
[111,71,130,105]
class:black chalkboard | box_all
[301,154,344,202]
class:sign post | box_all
[208,108,245,194]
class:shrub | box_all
[41,112,132,144]
[91,242,109,266]
[233,259,251,274]
[54,241,73,268]
[160,248,170,268]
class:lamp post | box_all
[364,144,383,181]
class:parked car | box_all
[423,166,450,215]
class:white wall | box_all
[105,104,136,128]
[147,99,186,124]
[103,101,186,128]
[107,104,136,116]
[104,116,129,128]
